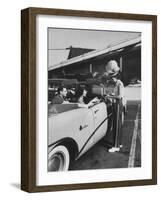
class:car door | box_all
[73,107,95,157]
[90,102,108,143]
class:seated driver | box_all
[51,86,69,104]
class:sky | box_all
[48,28,140,67]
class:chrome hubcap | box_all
[48,153,65,171]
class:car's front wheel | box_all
[48,145,70,171]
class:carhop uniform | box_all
[105,79,124,150]
[103,60,125,152]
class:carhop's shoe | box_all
[108,147,120,153]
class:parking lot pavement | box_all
[69,100,141,171]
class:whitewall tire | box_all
[48,145,70,171]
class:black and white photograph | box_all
[0,0,158,197]
[48,28,141,172]
[21,7,157,192]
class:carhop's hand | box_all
[91,97,100,103]
[107,93,115,97]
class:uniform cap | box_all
[105,60,120,74]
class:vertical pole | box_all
[115,100,120,148]
[119,56,123,72]
[89,63,93,73]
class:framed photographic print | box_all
[21,7,157,192]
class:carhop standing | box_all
[103,60,125,153]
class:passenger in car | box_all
[103,61,124,153]
[76,87,99,108]
[51,86,69,104]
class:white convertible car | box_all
[48,96,125,172]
